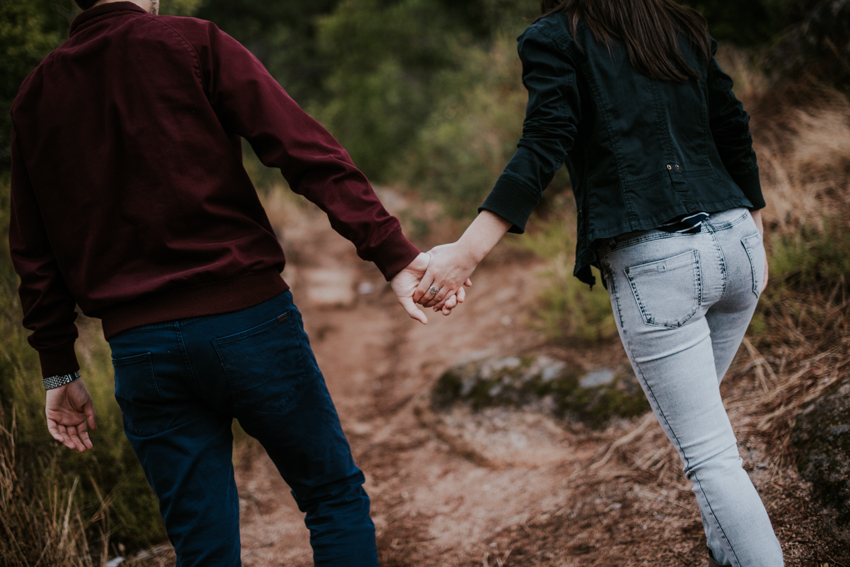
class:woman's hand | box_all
[413,242,476,313]
[413,211,513,314]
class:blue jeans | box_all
[598,208,783,566]
[108,291,378,567]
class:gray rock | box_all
[580,369,616,388]
[431,355,648,428]
[792,378,850,544]
[540,359,567,382]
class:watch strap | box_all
[43,371,81,390]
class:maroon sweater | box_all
[9,2,420,378]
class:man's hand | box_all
[391,253,437,324]
[46,378,98,452]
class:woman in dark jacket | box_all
[415,0,783,565]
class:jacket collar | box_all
[70,2,147,35]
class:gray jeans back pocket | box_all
[741,233,765,298]
[625,250,702,328]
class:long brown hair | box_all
[539,0,711,82]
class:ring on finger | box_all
[428,285,439,296]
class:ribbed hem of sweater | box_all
[100,268,289,340]
[38,344,81,378]
[478,175,542,234]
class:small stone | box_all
[491,356,521,371]
[580,369,616,388]
[357,282,376,295]
[460,377,476,397]
[541,361,566,382]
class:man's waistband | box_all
[100,268,289,340]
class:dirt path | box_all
[231,194,843,567]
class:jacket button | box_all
[666,164,672,170]
[675,164,680,170]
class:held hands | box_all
[392,212,511,322]
[46,378,98,452]
[391,251,469,323]
[413,211,512,314]
[413,242,475,314]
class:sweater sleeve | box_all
[706,38,765,209]
[479,26,580,233]
[8,124,80,378]
[195,24,419,280]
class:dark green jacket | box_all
[480,13,764,286]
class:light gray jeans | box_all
[597,208,783,566]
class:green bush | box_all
[767,219,850,291]
[514,197,618,343]
[394,34,527,218]
[311,0,462,180]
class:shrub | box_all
[513,195,618,343]
[394,34,526,218]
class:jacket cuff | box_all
[38,344,80,379]
[370,228,421,281]
[478,175,541,234]
[736,169,765,210]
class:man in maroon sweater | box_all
[9,0,462,564]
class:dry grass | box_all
[0,408,110,567]
[754,90,850,231]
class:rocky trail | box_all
[229,193,846,567]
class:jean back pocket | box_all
[625,250,702,328]
[113,352,174,437]
[212,309,312,415]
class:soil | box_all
[223,195,847,567]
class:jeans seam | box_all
[626,356,700,559]
[604,262,627,330]
[706,210,749,231]
[693,469,742,567]
[707,225,728,302]
[175,323,197,388]
[741,235,762,297]
[605,230,681,253]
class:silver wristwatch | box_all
[42,370,81,390]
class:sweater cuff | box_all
[370,228,421,281]
[735,168,765,210]
[38,344,80,379]
[478,175,541,234]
